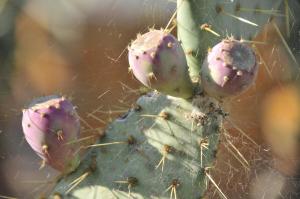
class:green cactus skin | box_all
[50,92,223,199]
[177,0,282,82]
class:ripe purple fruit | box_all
[22,95,80,173]
[128,29,193,98]
[200,39,258,99]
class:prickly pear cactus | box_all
[51,92,223,198]
[45,1,283,198]
[177,0,282,81]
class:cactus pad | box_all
[51,92,223,198]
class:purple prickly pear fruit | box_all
[128,29,193,98]
[22,95,80,173]
[201,39,258,99]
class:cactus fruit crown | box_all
[22,95,81,174]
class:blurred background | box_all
[0,0,300,198]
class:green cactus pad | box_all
[177,0,282,82]
[50,92,223,199]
